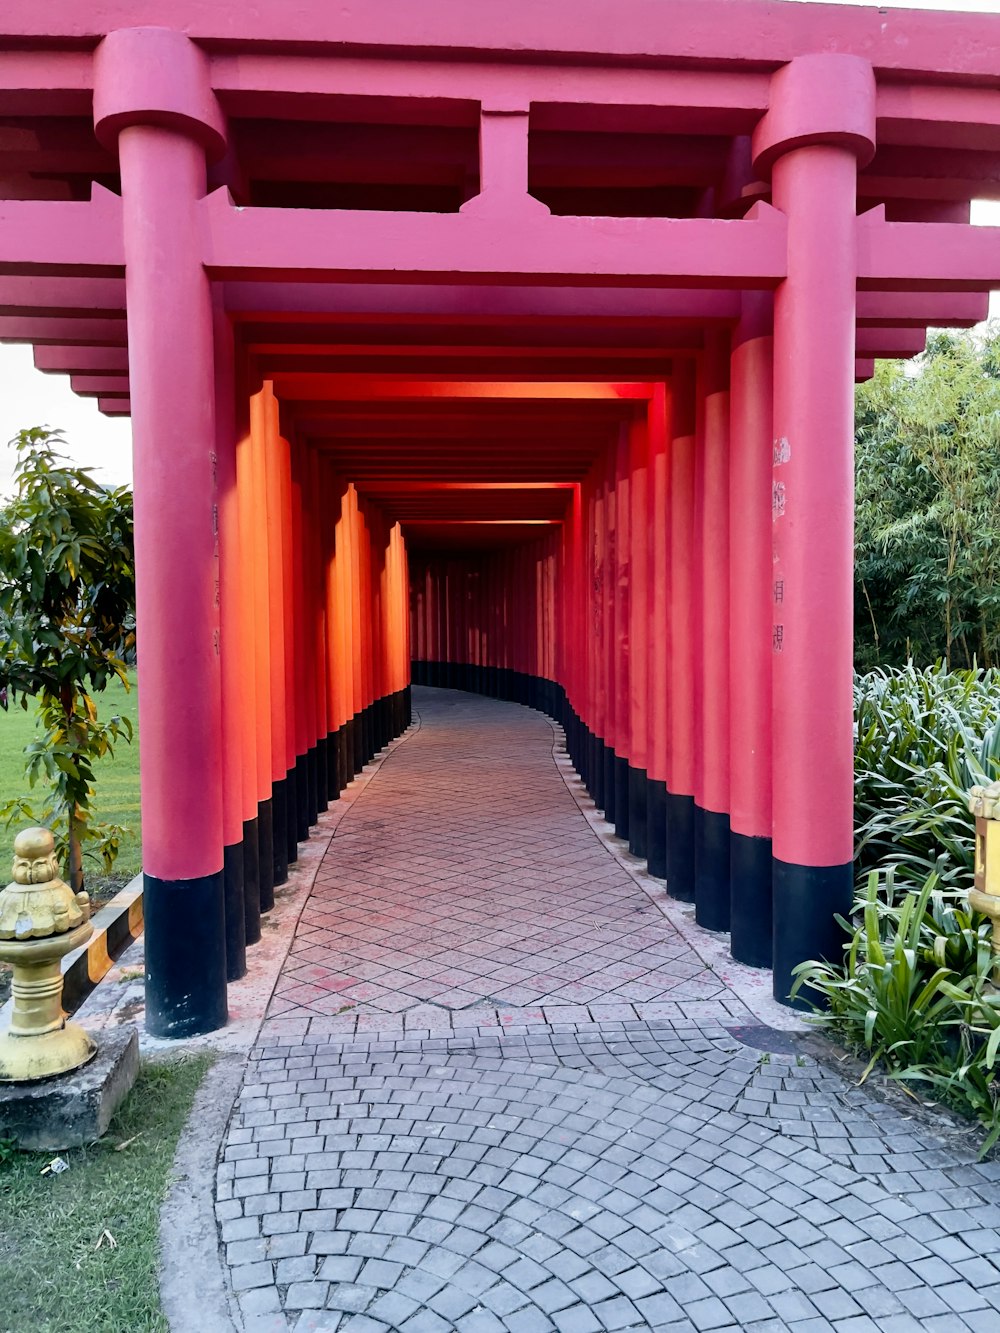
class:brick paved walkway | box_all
[217,688,1000,1333]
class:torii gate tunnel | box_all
[3,2,1000,1035]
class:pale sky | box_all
[0,0,998,494]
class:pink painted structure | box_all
[1,1,999,1032]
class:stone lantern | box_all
[0,827,96,1082]
[969,781,1000,981]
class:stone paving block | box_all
[214,691,1000,1333]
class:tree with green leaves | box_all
[855,327,1000,671]
[0,428,135,891]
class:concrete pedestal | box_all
[0,1026,139,1150]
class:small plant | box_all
[0,1134,18,1168]
[0,429,135,890]
[793,868,1000,1153]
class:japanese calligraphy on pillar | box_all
[772,437,789,652]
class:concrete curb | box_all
[159,1052,246,1333]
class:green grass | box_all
[0,1054,213,1333]
[0,675,141,896]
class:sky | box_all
[0,0,998,494]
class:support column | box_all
[666,360,697,902]
[695,333,731,931]
[249,391,274,913]
[729,293,774,966]
[613,426,631,841]
[94,27,228,1036]
[628,415,650,859]
[213,300,246,982]
[646,384,670,879]
[754,55,876,1002]
[236,393,262,946]
[263,392,290,884]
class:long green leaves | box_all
[794,869,1000,1153]
[854,662,1000,889]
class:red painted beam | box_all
[203,191,787,288]
[0,188,123,275]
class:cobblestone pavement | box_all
[216,688,1000,1333]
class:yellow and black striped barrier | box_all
[60,876,144,1015]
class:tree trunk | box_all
[67,805,83,893]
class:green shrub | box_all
[794,868,1000,1153]
[854,663,1000,889]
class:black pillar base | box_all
[773,859,853,1008]
[603,744,616,822]
[628,767,648,859]
[646,779,667,879]
[694,806,731,932]
[222,842,247,982]
[331,728,344,797]
[271,778,289,887]
[295,754,310,842]
[258,797,275,913]
[306,746,319,828]
[665,792,696,902]
[614,755,629,841]
[730,831,773,968]
[592,734,605,810]
[144,869,227,1038]
[342,719,354,783]
[317,736,329,812]
[352,715,364,774]
[285,766,299,865]
[241,816,261,945]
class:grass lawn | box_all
[0,1054,212,1333]
[0,675,141,898]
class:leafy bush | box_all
[0,428,135,889]
[854,663,1000,889]
[793,868,1000,1153]
[854,329,1000,672]
[795,665,1000,1151]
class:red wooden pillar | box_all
[263,402,290,881]
[289,439,313,835]
[588,470,605,807]
[729,293,775,965]
[236,402,262,941]
[628,413,650,858]
[646,383,671,879]
[695,332,732,930]
[613,425,631,840]
[755,55,875,1001]
[278,424,299,853]
[94,28,228,1035]
[322,465,342,799]
[213,304,246,981]
[603,445,619,824]
[250,392,275,911]
[310,450,330,806]
[666,359,697,901]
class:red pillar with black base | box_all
[94,27,228,1036]
[729,293,775,966]
[755,55,874,1002]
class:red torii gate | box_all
[0,1,998,1034]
